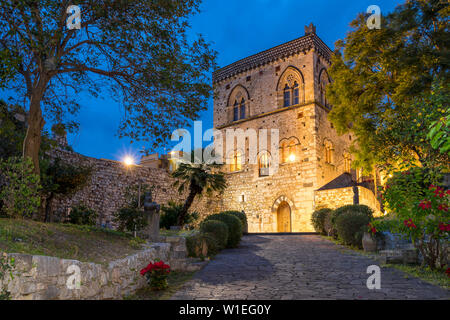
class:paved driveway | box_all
[171,235,449,300]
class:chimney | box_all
[305,23,316,36]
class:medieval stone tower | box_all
[212,24,379,233]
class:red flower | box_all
[404,219,417,229]
[419,200,432,210]
[438,204,448,212]
[446,268,450,278]
[439,223,450,232]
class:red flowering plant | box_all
[140,259,171,290]
[373,166,449,270]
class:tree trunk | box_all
[44,193,54,223]
[23,86,46,175]
[177,188,198,226]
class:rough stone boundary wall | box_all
[1,237,188,300]
[314,187,354,210]
[314,186,381,215]
[49,148,220,226]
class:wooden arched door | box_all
[277,201,291,233]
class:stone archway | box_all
[272,196,295,233]
[277,201,291,232]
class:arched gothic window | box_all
[228,85,249,122]
[278,67,305,108]
[280,138,299,163]
[324,140,334,164]
[230,150,243,172]
[344,152,352,173]
[259,152,270,177]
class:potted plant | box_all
[140,259,171,290]
[362,223,378,252]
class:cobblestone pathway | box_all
[171,235,449,300]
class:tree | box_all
[327,0,449,173]
[0,1,217,173]
[172,161,226,226]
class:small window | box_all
[240,98,246,120]
[233,101,239,121]
[284,84,291,107]
[293,82,299,105]
[259,152,270,177]
[230,151,243,172]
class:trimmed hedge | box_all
[311,208,333,235]
[221,211,247,234]
[335,211,372,247]
[330,205,374,238]
[204,213,242,248]
[200,220,229,250]
[186,232,219,258]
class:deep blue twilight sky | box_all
[1,0,404,162]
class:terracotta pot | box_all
[362,232,377,252]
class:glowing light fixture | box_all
[289,154,296,162]
[123,156,135,166]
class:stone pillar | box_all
[143,192,161,241]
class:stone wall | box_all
[314,187,355,210]
[1,237,191,300]
[48,148,220,226]
[314,186,382,216]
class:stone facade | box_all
[212,25,380,232]
[2,237,200,300]
[48,148,219,226]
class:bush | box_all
[186,232,219,258]
[330,205,373,240]
[221,211,248,234]
[200,220,229,250]
[68,204,98,226]
[113,207,148,233]
[204,213,242,248]
[335,211,372,247]
[160,201,199,229]
[311,208,333,235]
[0,157,41,219]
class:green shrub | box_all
[330,205,373,240]
[186,232,219,258]
[204,213,242,248]
[311,208,333,235]
[68,204,98,226]
[0,157,41,219]
[200,220,229,250]
[221,211,248,234]
[113,207,148,233]
[335,211,372,247]
[160,201,199,229]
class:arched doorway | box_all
[277,201,291,233]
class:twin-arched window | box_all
[233,98,246,121]
[284,82,300,107]
[279,68,304,108]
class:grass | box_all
[321,235,450,290]
[125,271,195,300]
[0,218,146,264]
[160,229,197,237]
[385,264,450,290]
